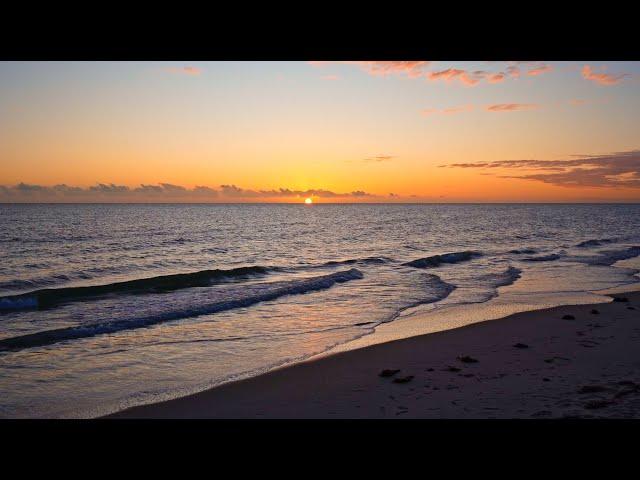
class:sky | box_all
[1,60,640,203]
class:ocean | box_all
[1,203,639,418]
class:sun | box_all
[304,198,313,204]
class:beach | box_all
[109,291,640,419]
[3,204,640,418]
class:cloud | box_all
[422,104,474,116]
[443,104,474,114]
[527,64,553,76]
[166,66,202,76]
[485,103,538,112]
[322,75,339,81]
[423,103,540,116]
[310,61,553,87]
[426,68,484,86]
[569,99,587,106]
[362,154,396,163]
[321,61,431,78]
[488,73,506,83]
[582,65,628,85]
[441,149,640,189]
[0,182,385,202]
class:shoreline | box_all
[107,289,640,419]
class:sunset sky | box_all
[1,61,640,202]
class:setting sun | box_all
[305,198,313,204]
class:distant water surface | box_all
[0,204,639,417]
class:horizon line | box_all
[2,201,640,205]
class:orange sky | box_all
[1,61,639,202]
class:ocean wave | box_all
[386,273,456,322]
[522,254,561,262]
[321,256,390,267]
[0,265,273,311]
[479,266,522,288]
[402,251,481,269]
[509,248,537,255]
[0,268,364,352]
[575,246,640,266]
[576,238,617,248]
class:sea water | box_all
[1,203,639,417]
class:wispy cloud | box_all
[166,66,202,76]
[321,74,340,81]
[361,154,396,163]
[309,61,553,87]
[488,73,506,83]
[422,104,474,116]
[582,65,628,85]
[338,61,430,78]
[441,149,640,189]
[527,64,553,76]
[485,103,538,112]
[422,103,538,116]
[426,68,485,86]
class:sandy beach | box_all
[109,291,640,419]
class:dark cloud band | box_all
[442,149,640,188]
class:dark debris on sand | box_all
[562,314,575,320]
[513,343,529,349]
[590,309,600,315]
[392,375,414,384]
[379,369,400,377]
[444,366,461,372]
[613,297,629,303]
[577,385,609,394]
[457,355,479,363]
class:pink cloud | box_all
[427,68,483,86]
[569,99,587,106]
[582,65,628,85]
[166,66,201,76]
[322,75,340,80]
[485,103,538,112]
[309,61,430,78]
[310,61,553,87]
[527,64,553,76]
[422,104,474,116]
[342,61,430,78]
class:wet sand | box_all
[108,292,640,419]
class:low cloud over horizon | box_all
[442,149,640,189]
[0,182,402,203]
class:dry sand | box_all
[108,292,640,419]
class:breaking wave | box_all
[480,266,522,288]
[576,238,617,248]
[0,265,274,311]
[575,246,640,266]
[0,268,364,352]
[402,251,482,269]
